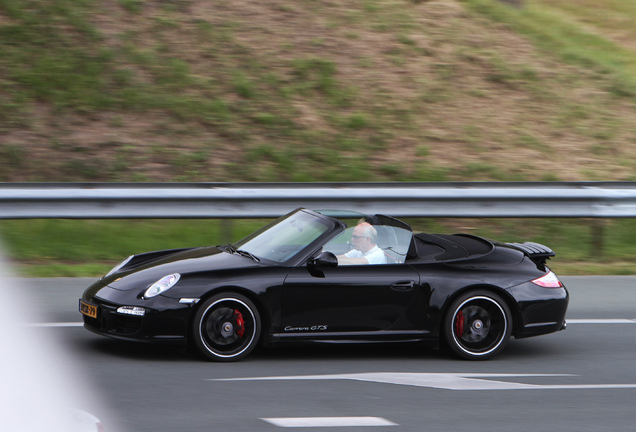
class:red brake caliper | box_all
[455,311,465,338]
[234,309,245,338]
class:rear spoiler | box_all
[506,242,555,264]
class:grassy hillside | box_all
[1,0,636,183]
[2,0,636,276]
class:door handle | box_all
[391,281,415,291]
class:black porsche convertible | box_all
[79,208,568,361]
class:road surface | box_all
[15,276,636,432]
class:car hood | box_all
[102,246,263,291]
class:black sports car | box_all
[80,208,568,361]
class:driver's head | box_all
[351,222,378,252]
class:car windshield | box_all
[233,210,333,263]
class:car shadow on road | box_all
[80,336,445,363]
[252,342,443,362]
[82,338,198,362]
[79,335,566,364]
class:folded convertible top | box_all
[414,233,494,262]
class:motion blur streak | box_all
[0,245,117,432]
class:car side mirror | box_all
[309,251,338,268]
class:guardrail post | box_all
[590,219,605,257]
[219,219,234,245]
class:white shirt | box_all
[344,245,386,265]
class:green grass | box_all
[2,218,636,276]
[463,0,636,97]
[2,0,636,184]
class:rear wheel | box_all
[443,291,512,360]
[192,293,260,361]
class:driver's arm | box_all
[336,255,369,265]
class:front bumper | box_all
[80,283,192,345]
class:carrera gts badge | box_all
[284,325,328,332]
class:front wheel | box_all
[192,293,261,361]
[443,291,512,360]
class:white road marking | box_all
[566,319,636,324]
[24,322,84,328]
[214,373,636,391]
[261,417,397,428]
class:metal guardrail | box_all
[1,182,636,219]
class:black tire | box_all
[443,290,512,360]
[192,293,261,362]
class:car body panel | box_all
[280,263,425,338]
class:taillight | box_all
[532,271,563,288]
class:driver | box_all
[337,222,386,265]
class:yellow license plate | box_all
[79,300,97,319]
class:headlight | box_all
[105,255,134,277]
[143,273,181,299]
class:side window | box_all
[323,225,412,265]
[375,226,412,264]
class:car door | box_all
[280,263,423,338]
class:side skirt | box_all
[270,329,431,343]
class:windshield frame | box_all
[231,209,343,266]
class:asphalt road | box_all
[15,277,636,432]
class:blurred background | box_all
[0,247,114,432]
[1,0,636,276]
